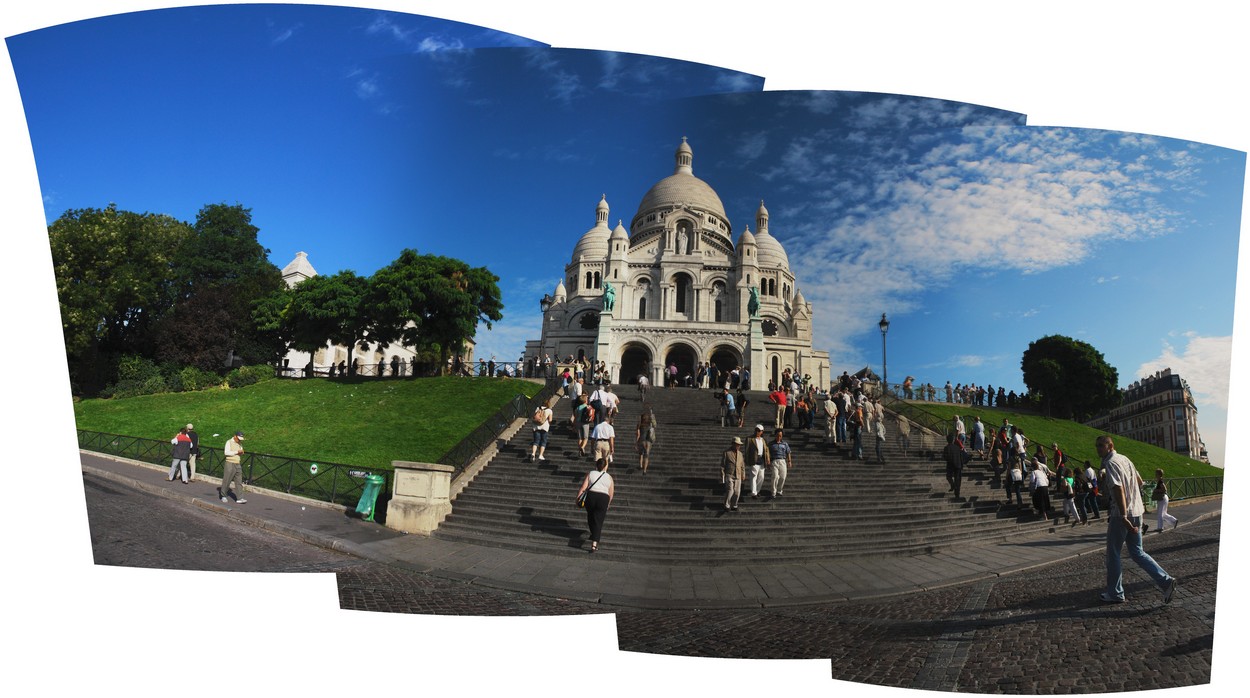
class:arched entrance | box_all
[663,344,698,387]
[709,346,740,376]
[619,343,652,385]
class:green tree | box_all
[159,203,285,368]
[1021,335,1120,420]
[283,271,373,374]
[368,249,503,370]
[48,204,192,391]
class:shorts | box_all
[532,429,549,447]
[578,423,591,440]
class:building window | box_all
[586,272,593,289]
[714,299,722,322]
[594,272,601,289]
[638,297,647,319]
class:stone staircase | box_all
[433,386,1053,563]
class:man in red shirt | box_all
[769,386,788,430]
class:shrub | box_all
[226,364,277,389]
[103,355,167,398]
[179,365,223,392]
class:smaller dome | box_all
[736,224,756,247]
[611,220,628,241]
[554,279,567,300]
[755,229,790,269]
[572,195,612,262]
[572,226,609,261]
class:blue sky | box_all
[7,3,1241,470]
[4,4,1248,696]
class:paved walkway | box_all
[81,450,1221,610]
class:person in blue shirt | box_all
[768,428,794,497]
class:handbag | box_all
[578,471,607,508]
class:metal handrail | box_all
[435,380,561,477]
[880,391,952,438]
[77,429,391,507]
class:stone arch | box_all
[661,340,699,386]
[618,341,655,385]
[709,344,742,376]
[670,270,695,315]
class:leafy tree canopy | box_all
[367,249,503,364]
[1021,335,1120,421]
[49,205,192,389]
[283,271,373,370]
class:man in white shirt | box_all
[1097,436,1176,604]
[591,417,616,464]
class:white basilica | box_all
[526,138,829,388]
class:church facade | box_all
[526,138,829,388]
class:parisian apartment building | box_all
[1085,368,1207,462]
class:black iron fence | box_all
[78,430,391,508]
[1143,476,1223,504]
[436,380,561,477]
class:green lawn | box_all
[898,402,1221,478]
[73,376,545,469]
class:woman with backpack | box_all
[1058,466,1084,526]
[527,398,554,463]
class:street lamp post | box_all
[878,313,890,396]
[538,294,554,379]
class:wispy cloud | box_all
[270,23,301,46]
[1135,333,1232,410]
[778,126,1210,363]
[365,14,465,53]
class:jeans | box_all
[1082,490,1101,518]
[1005,477,1023,505]
[1105,513,1172,600]
[836,415,847,443]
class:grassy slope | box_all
[901,402,1222,478]
[73,376,544,469]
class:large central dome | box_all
[631,138,729,233]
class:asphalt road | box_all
[82,471,1217,692]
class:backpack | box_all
[532,407,548,426]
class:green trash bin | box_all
[355,474,386,522]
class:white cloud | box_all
[1135,333,1233,410]
[779,126,1210,359]
[270,23,300,46]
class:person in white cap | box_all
[220,430,248,504]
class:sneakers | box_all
[221,496,229,503]
[1098,592,1125,604]
[1163,578,1176,604]
[237,498,248,504]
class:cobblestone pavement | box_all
[612,517,1218,692]
[84,470,1218,692]
[83,472,357,572]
